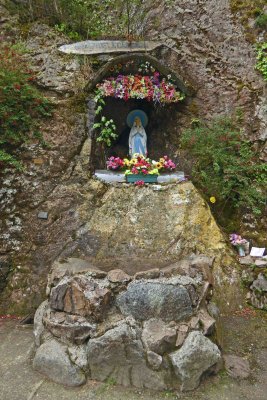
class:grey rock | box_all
[189,316,200,329]
[37,211,48,220]
[50,280,68,310]
[176,324,189,347]
[107,269,131,284]
[142,319,177,355]
[68,344,88,370]
[33,300,48,347]
[223,354,250,379]
[87,322,167,390]
[187,284,199,307]
[251,274,267,292]
[43,309,96,344]
[134,268,160,279]
[33,339,86,386]
[199,308,216,336]
[255,259,267,267]
[189,255,214,284]
[207,302,220,320]
[249,291,267,309]
[160,260,190,278]
[239,256,254,265]
[147,351,163,370]
[169,331,221,391]
[117,282,193,322]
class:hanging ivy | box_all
[93,90,118,147]
[255,42,267,81]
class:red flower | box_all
[135,180,145,186]
[13,84,21,90]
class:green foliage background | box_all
[180,118,267,220]
[7,0,146,40]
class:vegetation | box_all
[93,90,118,147]
[6,0,146,40]
[255,42,267,80]
[255,13,267,29]
[0,46,52,169]
[180,118,267,219]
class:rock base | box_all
[33,256,222,391]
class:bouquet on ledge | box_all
[107,154,176,175]
[229,233,249,257]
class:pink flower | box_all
[135,180,145,186]
[141,169,148,175]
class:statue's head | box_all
[134,117,142,127]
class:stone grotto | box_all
[1,1,266,394]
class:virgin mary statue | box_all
[128,110,148,158]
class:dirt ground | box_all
[0,311,267,400]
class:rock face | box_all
[32,256,222,391]
[169,331,221,391]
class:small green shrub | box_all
[180,118,267,217]
[0,46,52,169]
[55,23,81,40]
[255,13,267,29]
[255,42,267,80]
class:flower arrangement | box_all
[96,72,185,105]
[106,156,125,170]
[106,154,176,175]
[230,233,249,257]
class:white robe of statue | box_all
[129,117,147,157]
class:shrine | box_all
[83,53,189,184]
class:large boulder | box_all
[87,322,168,390]
[117,281,193,322]
[169,331,221,391]
[33,339,86,386]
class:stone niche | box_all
[88,53,189,170]
[33,255,221,391]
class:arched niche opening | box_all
[87,53,189,171]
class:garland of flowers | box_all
[107,154,176,175]
[96,72,185,104]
